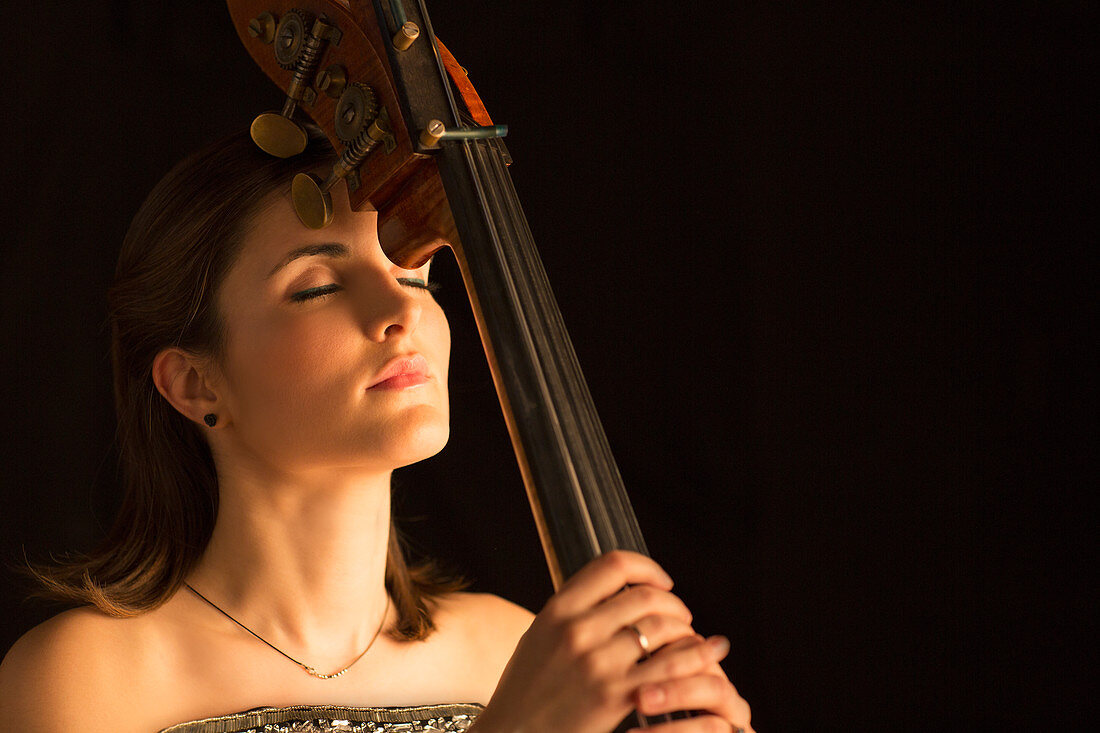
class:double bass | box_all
[227,1,700,725]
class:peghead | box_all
[292,173,334,230]
[250,113,309,159]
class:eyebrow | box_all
[265,242,350,279]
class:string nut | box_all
[419,119,446,148]
[393,21,419,51]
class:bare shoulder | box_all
[434,591,535,646]
[0,607,147,730]
[426,592,535,698]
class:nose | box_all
[357,271,422,342]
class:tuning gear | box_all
[250,11,341,158]
[293,84,389,228]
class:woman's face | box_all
[208,184,451,476]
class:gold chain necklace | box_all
[185,583,390,680]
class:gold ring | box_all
[627,623,650,655]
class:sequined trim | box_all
[159,703,483,733]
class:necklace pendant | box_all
[306,666,347,680]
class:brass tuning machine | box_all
[249,10,341,158]
[292,84,393,229]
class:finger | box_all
[630,635,729,687]
[635,673,743,720]
[545,551,674,618]
[581,584,693,640]
[606,615,697,664]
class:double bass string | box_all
[417,0,605,537]
[422,15,679,730]
[463,140,674,731]
[476,139,646,552]
[461,136,601,552]
[463,134,649,556]
[419,0,647,567]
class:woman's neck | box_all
[187,463,393,661]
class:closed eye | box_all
[291,279,438,303]
[397,277,441,293]
[289,283,342,302]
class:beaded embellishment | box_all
[159,704,481,733]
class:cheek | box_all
[425,302,451,377]
[223,312,357,402]
[218,297,451,420]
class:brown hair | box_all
[30,127,462,639]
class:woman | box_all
[0,129,752,732]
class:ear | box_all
[151,347,224,427]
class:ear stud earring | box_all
[203,414,218,427]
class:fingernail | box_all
[641,685,665,707]
[708,635,730,658]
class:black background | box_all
[1,1,1092,729]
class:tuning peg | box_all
[250,111,309,159]
[249,11,339,158]
[292,173,335,230]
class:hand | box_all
[472,550,752,733]
[629,635,754,733]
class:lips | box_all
[368,354,430,390]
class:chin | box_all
[383,413,451,468]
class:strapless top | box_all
[158,703,483,732]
